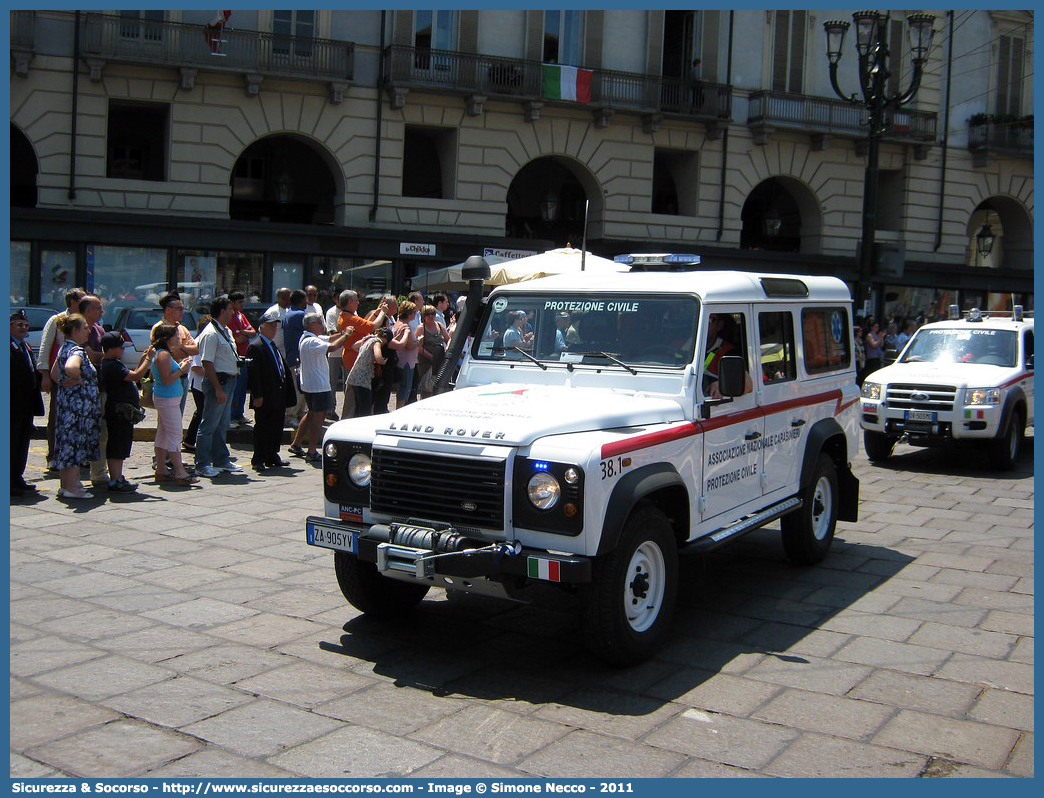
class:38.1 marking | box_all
[600,457,623,480]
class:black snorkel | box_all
[432,255,491,395]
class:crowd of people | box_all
[854,314,921,384]
[11,285,467,501]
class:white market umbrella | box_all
[486,247,624,285]
[412,256,511,292]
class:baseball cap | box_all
[101,330,126,351]
[259,309,282,325]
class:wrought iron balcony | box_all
[382,45,731,126]
[82,13,353,94]
[968,117,1033,160]
[747,90,937,147]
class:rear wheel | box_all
[580,505,678,666]
[863,430,897,462]
[334,552,429,618]
[989,409,1024,471]
[781,454,838,565]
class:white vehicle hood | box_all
[374,384,684,447]
[870,361,1014,387]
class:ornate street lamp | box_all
[975,224,995,264]
[823,11,935,316]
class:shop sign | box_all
[484,247,538,260]
[400,242,437,256]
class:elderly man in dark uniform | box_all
[11,309,45,497]
[247,309,297,471]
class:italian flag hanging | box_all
[527,557,561,582]
[542,64,593,103]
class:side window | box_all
[702,311,749,393]
[758,311,797,384]
[801,307,851,374]
[1024,330,1034,369]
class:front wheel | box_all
[580,505,678,666]
[989,409,1024,471]
[863,430,897,462]
[781,454,838,565]
[333,552,429,618]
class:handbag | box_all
[115,402,146,424]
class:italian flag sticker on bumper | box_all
[528,557,561,582]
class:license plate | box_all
[306,519,358,553]
[904,409,936,422]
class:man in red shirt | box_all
[337,290,389,417]
[227,290,256,427]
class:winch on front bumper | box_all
[305,516,592,597]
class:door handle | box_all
[745,431,761,440]
[791,419,807,427]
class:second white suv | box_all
[860,308,1034,469]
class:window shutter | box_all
[772,11,789,92]
[584,10,604,68]
[789,10,806,93]
[392,10,413,47]
[459,10,478,53]
[525,10,543,61]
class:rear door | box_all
[756,306,807,497]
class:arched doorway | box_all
[229,135,338,224]
[11,124,38,208]
[740,176,822,254]
[506,157,592,246]
[967,196,1033,271]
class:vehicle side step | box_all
[681,497,803,555]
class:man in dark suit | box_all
[247,309,297,471]
[11,309,45,497]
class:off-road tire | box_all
[781,454,838,565]
[989,408,1024,471]
[580,505,678,666]
[334,552,429,618]
[863,430,897,462]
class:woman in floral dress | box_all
[53,313,101,499]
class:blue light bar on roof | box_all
[613,253,701,267]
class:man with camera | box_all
[194,296,246,478]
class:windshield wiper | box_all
[491,346,548,370]
[575,351,638,375]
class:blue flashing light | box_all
[614,253,701,268]
[532,461,550,472]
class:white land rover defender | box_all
[859,306,1034,470]
[306,254,860,664]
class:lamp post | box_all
[975,223,995,266]
[823,11,935,318]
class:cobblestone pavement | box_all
[9,426,1033,779]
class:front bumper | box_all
[860,403,999,442]
[306,515,592,585]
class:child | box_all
[98,330,152,492]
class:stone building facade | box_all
[10,9,1033,321]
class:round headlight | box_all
[347,452,372,487]
[527,472,561,510]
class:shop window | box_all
[10,241,31,307]
[88,245,168,315]
[180,250,264,309]
[314,256,393,308]
[403,126,455,199]
[107,102,168,181]
[39,249,78,309]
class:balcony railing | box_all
[969,119,1033,158]
[383,45,732,120]
[83,13,353,82]
[748,90,937,143]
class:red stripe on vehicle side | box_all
[599,389,848,460]
[999,373,1033,390]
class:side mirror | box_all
[717,355,746,397]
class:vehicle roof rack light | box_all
[614,253,701,271]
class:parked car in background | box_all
[106,306,199,369]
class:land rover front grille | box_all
[885,383,958,412]
[370,448,506,529]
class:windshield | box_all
[901,328,1018,367]
[473,294,699,369]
